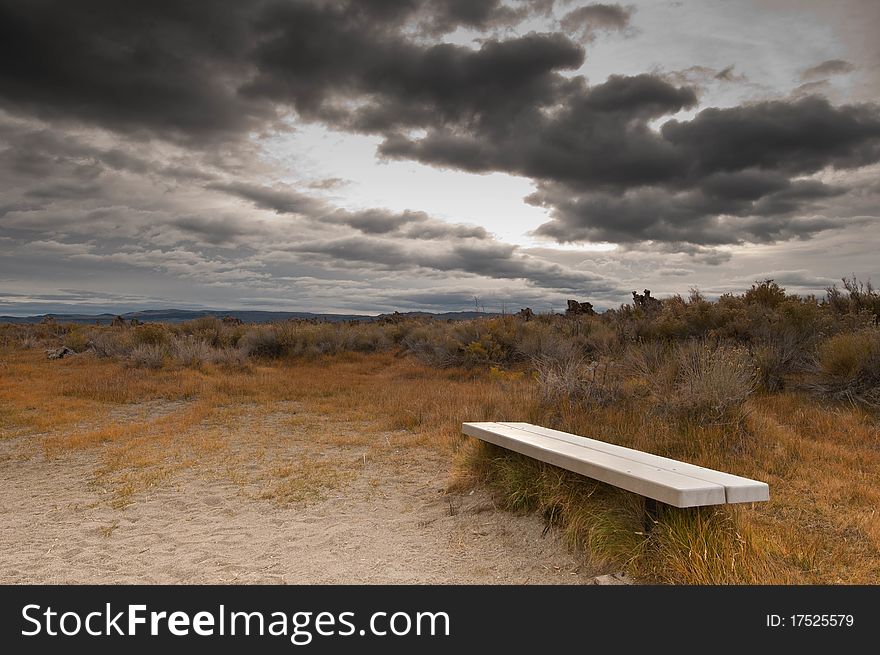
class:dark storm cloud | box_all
[522,96,880,244]
[529,178,850,245]
[660,96,880,175]
[0,0,556,142]
[244,11,586,134]
[2,0,879,266]
[801,59,856,80]
[379,73,698,188]
[0,0,273,143]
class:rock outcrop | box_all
[632,289,662,312]
[565,300,595,316]
[46,346,76,360]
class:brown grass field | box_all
[0,340,878,583]
[1,348,597,583]
[2,280,880,584]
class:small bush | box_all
[668,341,756,423]
[534,355,621,406]
[744,279,787,308]
[86,330,134,358]
[826,277,880,323]
[810,330,880,407]
[171,336,215,366]
[622,341,677,397]
[63,327,90,353]
[238,326,285,359]
[132,323,170,346]
[129,343,166,369]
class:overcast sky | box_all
[1,0,878,316]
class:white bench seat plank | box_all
[463,422,726,507]
[498,422,769,504]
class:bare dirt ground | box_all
[0,400,599,584]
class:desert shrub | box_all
[178,316,224,347]
[404,314,610,367]
[128,343,167,369]
[516,324,581,364]
[826,277,880,323]
[750,324,817,394]
[809,330,880,407]
[277,322,346,357]
[649,295,690,340]
[211,346,250,368]
[86,329,135,358]
[301,323,343,356]
[622,340,677,397]
[339,323,390,353]
[744,279,787,308]
[534,355,621,406]
[21,329,39,349]
[170,335,215,366]
[2,325,39,349]
[401,323,453,366]
[668,341,757,423]
[238,325,285,359]
[751,338,792,393]
[132,323,171,346]
[441,317,522,367]
[62,327,90,352]
[581,319,621,355]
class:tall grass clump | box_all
[86,329,135,358]
[645,505,784,584]
[669,340,757,423]
[809,329,880,408]
[533,355,621,407]
[238,326,285,359]
[454,442,782,583]
[62,326,91,353]
[129,343,167,369]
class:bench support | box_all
[643,498,660,533]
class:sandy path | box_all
[0,409,600,584]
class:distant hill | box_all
[0,308,501,325]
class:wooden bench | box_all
[462,422,769,508]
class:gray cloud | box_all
[801,59,856,81]
[4,1,876,252]
[288,236,618,292]
[209,181,324,217]
[662,65,747,88]
[559,3,632,40]
[307,177,349,190]
[526,96,880,244]
[213,180,491,240]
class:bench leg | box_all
[643,498,659,533]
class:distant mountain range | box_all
[0,308,501,325]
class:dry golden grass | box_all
[2,341,879,583]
